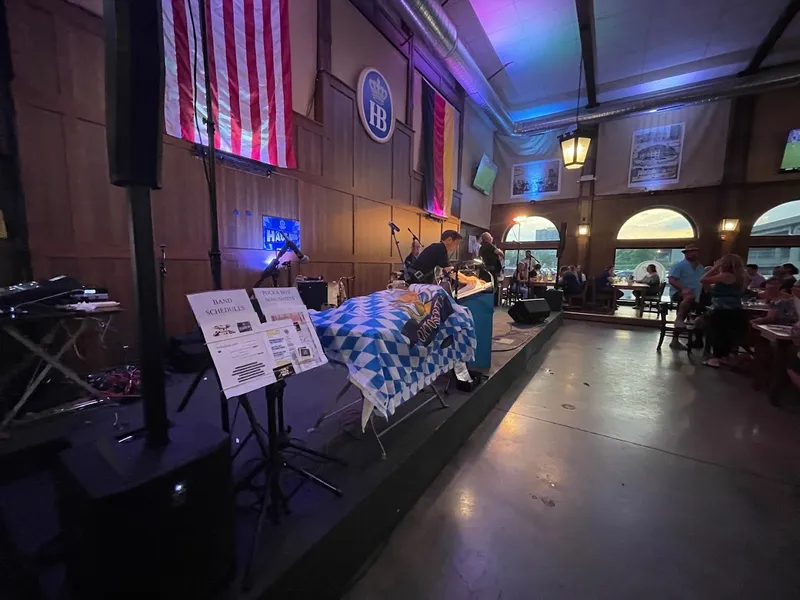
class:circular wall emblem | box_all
[357,68,395,144]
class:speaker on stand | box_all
[55,2,235,598]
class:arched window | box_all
[747,200,800,276]
[617,208,695,240]
[505,216,560,243]
[614,209,695,300]
[751,200,800,237]
[502,216,560,277]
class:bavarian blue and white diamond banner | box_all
[311,285,476,423]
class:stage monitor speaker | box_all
[104,0,164,189]
[509,298,551,324]
[56,421,235,600]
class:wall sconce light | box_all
[577,223,590,237]
[721,218,739,232]
[513,215,529,223]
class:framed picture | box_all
[628,123,685,187]
[510,159,561,199]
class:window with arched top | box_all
[751,200,800,237]
[505,216,560,243]
[616,208,695,240]
[502,216,561,277]
[747,200,800,277]
[614,209,695,302]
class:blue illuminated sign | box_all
[357,68,394,144]
[262,216,300,252]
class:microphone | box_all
[388,221,400,233]
[279,231,310,264]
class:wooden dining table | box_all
[526,279,554,297]
[753,323,796,404]
[611,282,651,310]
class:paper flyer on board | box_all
[187,290,277,398]
[253,287,327,372]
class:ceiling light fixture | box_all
[558,57,593,170]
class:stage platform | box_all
[0,308,562,599]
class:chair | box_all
[641,282,666,315]
[656,301,696,352]
[565,281,588,309]
[591,278,615,313]
[503,280,522,306]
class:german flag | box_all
[422,81,455,218]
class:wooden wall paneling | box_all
[298,181,354,259]
[354,196,392,259]
[354,124,392,200]
[15,104,73,254]
[354,262,390,296]
[391,128,411,204]
[412,171,423,209]
[323,79,355,190]
[296,119,324,178]
[420,216,441,247]
[163,259,214,335]
[7,0,60,110]
[56,15,104,125]
[65,118,128,254]
[450,189,462,220]
[152,144,212,259]
[218,166,299,250]
[389,206,419,260]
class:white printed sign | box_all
[188,290,278,398]
[253,287,327,372]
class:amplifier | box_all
[56,420,235,600]
[298,280,328,311]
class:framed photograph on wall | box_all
[628,123,685,187]
[510,159,562,199]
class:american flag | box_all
[162,0,296,169]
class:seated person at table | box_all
[634,264,661,300]
[781,263,798,292]
[530,263,542,280]
[746,264,765,289]
[559,266,582,297]
[701,254,748,368]
[407,230,462,284]
[595,264,623,301]
[668,244,704,329]
[509,263,529,299]
[753,277,796,325]
[576,265,587,285]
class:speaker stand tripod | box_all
[240,379,345,590]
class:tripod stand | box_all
[241,379,345,589]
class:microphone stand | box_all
[391,225,407,280]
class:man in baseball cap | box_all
[667,243,704,344]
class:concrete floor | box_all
[344,322,800,600]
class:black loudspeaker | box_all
[56,421,235,600]
[509,298,551,324]
[104,0,164,188]
[542,288,564,312]
[298,280,328,311]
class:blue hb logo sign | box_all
[357,68,394,144]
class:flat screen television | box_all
[472,154,498,195]
[780,128,800,173]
